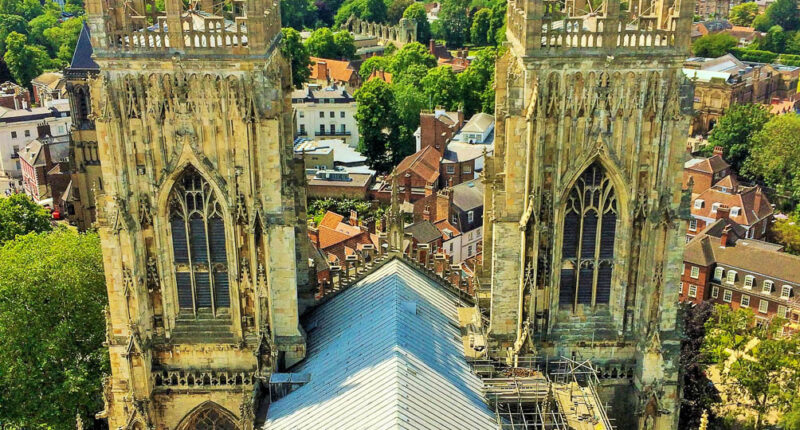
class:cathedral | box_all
[82,0,693,428]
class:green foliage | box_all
[702,305,757,363]
[308,197,384,223]
[743,113,800,203]
[768,216,800,255]
[470,7,491,45]
[702,103,772,174]
[0,193,52,246]
[754,13,774,32]
[784,31,800,54]
[729,2,759,26]
[691,32,737,57]
[0,13,26,53]
[335,0,388,24]
[305,27,356,59]
[26,7,59,51]
[387,0,412,23]
[457,46,496,116]
[356,79,401,170]
[281,28,312,88]
[403,2,431,43]
[488,0,506,45]
[362,0,388,22]
[43,14,85,64]
[0,229,109,428]
[421,65,461,110]
[767,0,800,31]
[390,41,437,73]
[280,0,314,29]
[679,302,721,429]
[392,81,426,154]
[761,25,788,53]
[729,46,779,63]
[359,55,391,81]
[439,0,470,47]
[393,62,429,87]
[0,0,43,21]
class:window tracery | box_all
[178,404,239,430]
[559,162,617,309]
[169,166,230,316]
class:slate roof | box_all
[264,259,496,429]
[452,180,484,211]
[460,112,494,133]
[70,22,99,70]
[405,220,443,244]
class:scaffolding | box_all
[473,355,614,430]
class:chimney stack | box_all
[716,204,730,220]
[404,172,412,203]
[720,225,731,248]
[349,210,358,226]
[713,146,724,157]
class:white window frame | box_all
[463,165,472,174]
[740,294,750,307]
[694,199,704,209]
[758,299,769,314]
[744,275,754,289]
[714,267,724,281]
[726,270,736,285]
[689,219,698,231]
[446,165,455,174]
[689,285,698,298]
[467,211,474,223]
[690,266,700,279]
[723,289,732,303]
[763,280,773,294]
[731,206,741,216]
[778,305,788,319]
[781,285,792,300]
[711,285,719,298]
[711,202,720,213]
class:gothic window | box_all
[169,166,230,316]
[178,404,239,430]
[559,162,617,309]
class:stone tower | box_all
[483,0,694,428]
[85,0,312,427]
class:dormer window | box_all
[731,206,741,217]
[763,280,773,293]
[694,199,704,209]
[714,267,724,281]
[744,275,754,289]
[726,270,737,284]
[711,202,721,213]
[782,285,792,299]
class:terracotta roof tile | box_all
[692,186,772,226]
[319,211,344,229]
[396,145,441,184]
[309,57,357,83]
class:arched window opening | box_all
[169,166,230,317]
[178,403,239,430]
[559,162,617,309]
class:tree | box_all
[280,0,313,29]
[393,63,429,88]
[403,2,431,43]
[0,229,108,428]
[767,0,800,31]
[439,0,470,47]
[769,216,800,255]
[744,113,800,202]
[392,81,426,159]
[691,32,737,57]
[470,7,492,45]
[421,65,461,110]
[0,194,52,246]
[43,15,85,64]
[679,302,721,429]
[390,41,437,73]
[4,32,53,87]
[702,103,772,174]
[305,27,355,59]
[488,0,506,45]
[703,305,800,430]
[361,0,387,23]
[27,2,60,52]
[387,0,412,23]
[754,13,774,32]
[729,2,759,26]
[359,55,391,81]
[457,47,496,116]
[0,13,26,54]
[761,25,788,53]
[281,28,312,88]
[355,79,399,171]
[0,0,43,20]
[332,29,356,58]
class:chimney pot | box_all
[716,204,730,220]
[720,225,731,248]
[713,146,724,157]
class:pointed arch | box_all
[166,164,231,317]
[176,401,239,430]
[558,161,619,309]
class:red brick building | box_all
[684,147,773,241]
[681,218,800,327]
